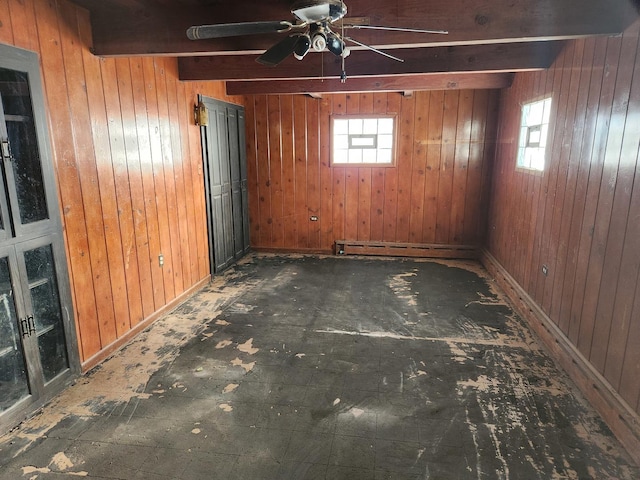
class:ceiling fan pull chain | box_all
[340,0,347,82]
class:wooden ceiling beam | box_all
[178,42,563,81]
[225,73,515,95]
[69,0,638,57]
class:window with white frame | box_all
[517,97,552,172]
[332,116,396,165]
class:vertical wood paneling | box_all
[185,82,207,281]
[543,42,579,314]
[280,96,296,247]
[78,10,130,340]
[451,90,473,243]
[175,79,196,286]
[0,0,235,364]
[435,91,459,244]
[331,94,346,244]
[564,38,607,343]
[293,95,308,248]
[319,97,333,248]
[344,94,360,242]
[357,94,373,241]
[306,97,321,248]
[463,90,489,245]
[143,58,174,302]
[101,57,141,336]
[423,91,444,244]
[552,40,591,333]
[164,64,192,292]
[245,96,260,247]
[575,34,626,358]
[37,0,99,359]
[587,24,639,373]
[268,95,284,247]
[409,92,429,243]
[396,95,414,243]
[116,57,155,324]
[254,95,272,247]
[58,1,117,348]
[534,45,569,307]
[0,0,14,45]
[370,93,387,241]
[246,89,498,252]
[487,20,640,416]
[8,0,39,52]
[130,57,165,311]
[154,58,184,297]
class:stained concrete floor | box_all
[0,254,638,480]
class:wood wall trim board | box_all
[225,73,515,96]
[178,42,562,82]
[336,241,478,259]
[251,247,334,255]
[480,250,640,466]
[80,276,211,373]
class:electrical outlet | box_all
[310,216,318,221]
[159,254,164,267]
[541,264,548,276]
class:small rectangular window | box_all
[332,115,396,166]
[517,97,552,172]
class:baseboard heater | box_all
[334,240,478,259]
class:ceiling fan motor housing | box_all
[290,0,347,24]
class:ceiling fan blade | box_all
[344,37,404,62]
[344,25,448,35]
[187,21,292,40]
[257,35,305,66]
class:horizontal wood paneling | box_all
[487,20,640,416]
[0,0,242,365]
[244,90,499,252]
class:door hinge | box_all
[20,315,35,337]
[1,139,13,162]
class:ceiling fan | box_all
[186,0,447,81]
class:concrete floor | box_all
[0,254,638,480]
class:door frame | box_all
[198,95,250,275]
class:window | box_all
[517,97,552,172]
[332,116,396,165]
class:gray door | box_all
[200,96,249,273]
[0,45,78,432]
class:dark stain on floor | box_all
[0,254,637,479]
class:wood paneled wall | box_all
[0,0,240,367]
[244,90,499,252]
[487,21,640,415]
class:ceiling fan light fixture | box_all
[326,32,345,56]
[294,35,312,60]
[311,32,327,52]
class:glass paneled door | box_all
[0,248,30,413]
[0,45,78,431]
